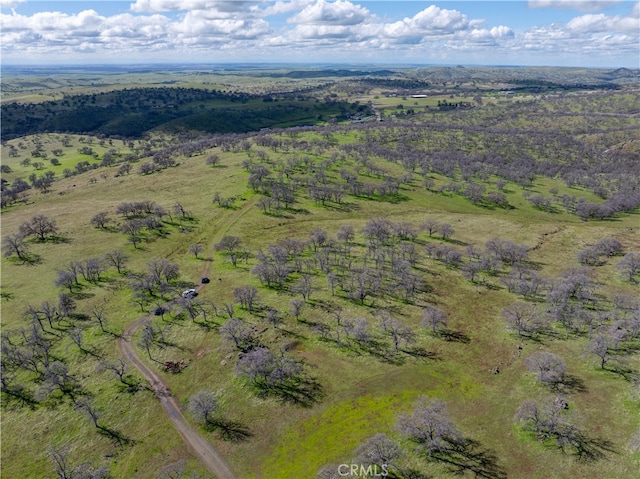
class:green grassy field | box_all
[1,74,639,479]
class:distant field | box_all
[1,67,639,479]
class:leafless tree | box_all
[19,214,58,241]
[219,318,257,352]
[485,237,528,266]
[233,285,259,313]
[266,308,283,329]
[289,298,305,321]
[439,223,454,240]
[58,293,76,318]
[103,249,128,274]
[587,333,616,369]
[336,224,355,244]
[354,433,403,476]
[138,321,156,360]
[256,196,274,213]
[421,218,440,237]
[308,228,328,252]
[513,397,610,459]
[97,357,133,387]
[215,236,243,266]
[617,252,640,282]
[36,361,79,400]
[381,315,415,351]
[235,347,303,390]
[188,390,220,425]
[205,153,221,166]
[147,258,180,286]
[362,218,392,246]
[47,444,110,479]
[316,464,340,479]
[90,212,111,229]
[422,306,447,334]
[39,301,60,329]
[502,302,544,337]
[81,258,105,283]
[397,396,464,456]
[90,304,109,333]
[525,352,566,386]
[2,233,30,261]
[291,275,313,301]
[188,243,205,259]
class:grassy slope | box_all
[1,125,639,479]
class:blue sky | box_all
[1,1,638,66]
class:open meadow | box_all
[1,66,639,479]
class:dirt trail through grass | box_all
[118,196,257,479]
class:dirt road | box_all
[119,316,237,479]
[117,197,258,478]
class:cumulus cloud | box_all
[528,1,623,12]
[288,0,370,26]
[1,10,177,55]
[410,5,470,32]
[130,0,257,13]
[566,11,639,31]
[380,5,477,43]
[173,11,270,38]
[0,0,24,8]
[262,0,314,16]
[0,0,636,65]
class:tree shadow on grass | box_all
[117,379,148,395]
[438,328,470,343]
[0,386,38,409]
[97,425,134,447]
[47,235,72,244]
[433,439,507,479]
[257,375,325,408]
[553,374,588,393]
[568,434,617,462]
[361,343,406,366]
[517,332,548,345]
[206,418,253,442]
[402,346,439,361]
[7,254,43,266]
[264,210,294,219]
[605,361,638,382]
[322,202,359,213]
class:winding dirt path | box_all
[119,318,236,479]
[117,196,258,478]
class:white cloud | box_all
[102,13,170,43]
[173,12,271,38]
[0,0,24,8]
[0,1,636,66]
[566,11,639,31]
[380,5,474,43]
[262,0,314,16]
[130,1,257,13]
[528,1,623,12]
[410,5,469,32]
[491,25,515,38]
[288,0,370,26]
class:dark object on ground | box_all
[163,359,186,373]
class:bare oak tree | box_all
[397,396,464,456]
[2,233,30,261]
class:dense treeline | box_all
[0,87,371,139]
